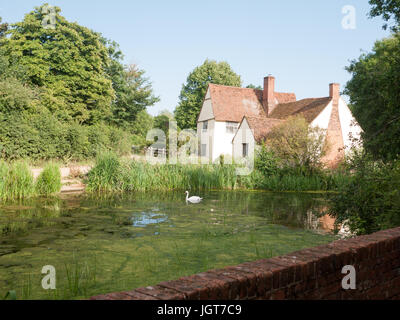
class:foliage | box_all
[103,39,159,127]
[0,17,7,38]
[0,77,40,114]
[344,33,400,161]
[246,84,262,89]
[174,59,242,130]
[254,146,280,176]
[249,170,349,192]
[264,116,327,171]
[35,163,62,195]
[0,161,35,200]
[369,0,400,32]
[328,151,400,235]
[0,112,132,161]
[85,152,124,192]
[0,7,158,162]
[1,4,114,125]
[86,152,349,193]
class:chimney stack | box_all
[263,75,275,115]
[329,83,340,105]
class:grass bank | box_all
[86,152,351,193]
[0,161,62,200]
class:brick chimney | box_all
[329,83,340,105]
[263,75,275,116]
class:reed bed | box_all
[86,152,352,193]
[0,161,62,200]
[35,163,62,195]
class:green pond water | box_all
[0,191,337,300]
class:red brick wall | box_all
[323,100,345,168]
[91,227,400,300]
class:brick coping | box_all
[91,227,400,300]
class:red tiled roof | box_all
[269,97,332,123]
[209,84,296,122]
[244,116,284,142]
[205,84,332,141]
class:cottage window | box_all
[202,121,208,132]
[226,122,238,134]
[242,143,249,157]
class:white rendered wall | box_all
[197,119,215,161]
[310,101,333,130]
[212,121,237,162]
[232,118,255,161]
[198,89,214,122]
[338,97,363,151]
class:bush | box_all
[328,153,400,235]
[265,116,326,171]
[255,146,280,176]
[0,111,133,161]
[35,163,62,195]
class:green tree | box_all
[344,33,400,161]
[0,77,39,113]
[1,4,114,124]
[246,84,262,90]
[174,59,242,130]
[103,39,159,128]
[154,110,173,133]
[369,0,400,31]
[265,116,326,171]
[329,152,400,235]
[0,17,8,38]
[131,110,154,150]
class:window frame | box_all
[242,143,249,157]
[202,121,208,132]
[226,121,238,134]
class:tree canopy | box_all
[0,17,7,38]
[0,6,158,161]
[1,5,114,124]
[369,0,400,31]
[174,59,242,130]
[344,33,400,161]
[265,116,326,170]
[103,39,159,128]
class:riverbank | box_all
[31,165,91,193]
[85,153,351,193]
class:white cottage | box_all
[197,75,362,167]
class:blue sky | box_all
[0,1,390,116]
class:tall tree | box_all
[103,39,159,128]
[369,0,400,32]
[0,17,8,38]
[174,59,242,130]
[344,33,400,161]
[0,4,114,124]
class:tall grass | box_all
[252,171,351,192]
[0,161,35,200]
[86,152,352,193]
[0,161,62,200]
[35,163,62,195]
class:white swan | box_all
[185,191,202,204]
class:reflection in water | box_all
[0,191,337,300]
[305,209,335,233]
[132,211,168,227]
